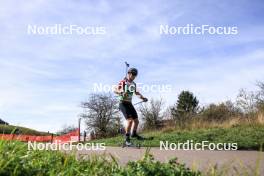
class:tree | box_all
[256,81,264,109]
[80,93,121,138]
[256,81,264,98]
[236,88,258,114]
[171,91,199,127]
[235,81,264,114]
[0,118,8,125]
[139,99,164,130]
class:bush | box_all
[256,102,264,113]
[200,101,242,122]
[199,101,241,122]
[125,153,201,176]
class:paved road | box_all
[74,147,264,175]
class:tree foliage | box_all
[139,99,164,130]
[56,125,78,135]
[171,91,199,126]
[81,93,121,138]
[200,101,241,122]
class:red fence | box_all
[0,129,79,143]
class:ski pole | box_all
[125,61,129,78]
[133,100,145,106]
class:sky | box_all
[0,0,264,132]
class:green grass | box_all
[0,124,50,136]
[91,124,264,150]
[0,140,201,176]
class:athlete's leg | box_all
[131,118,144,140]
[129,103,140,137]
[126,118,133,134]
[132,118,139,134]
[125,118,133,145]
[119,102,131,141]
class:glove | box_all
[142,97,148,102]
[121,92,128,97]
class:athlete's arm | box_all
[114,89,121,95]
[114,80,125,95]
[114,85,123,95]
[135,91,148,102]
[134,83,147,101]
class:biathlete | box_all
[114,68,148,146]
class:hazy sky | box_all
[0,0,264,132]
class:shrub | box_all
[199,101,241,122]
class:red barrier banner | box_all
[0,129,80,143]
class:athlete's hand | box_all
[142,97,148,102]
[122,92,128,97]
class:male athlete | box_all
[114,68,148,145]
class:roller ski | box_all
[121,140,141,148]
[131,133,154,141]
[119,128,154,141]
[121,132,140,148]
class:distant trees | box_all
[56,125,78,135]
[236,81,264,114]
[236,89,259,114]
[0,118,8,125]
[256,81,264,112]
[167,82,264,127]
[79,81,264,134]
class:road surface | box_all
[72,147,264,175]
